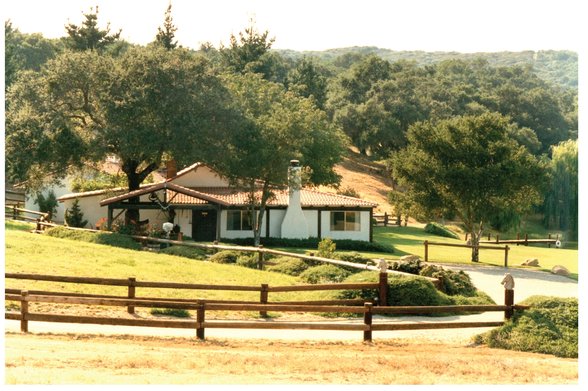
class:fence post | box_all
[127,277,136,314]
[13,205,17,220]
[424,240,429,262]
[378,272,388,306]
[196,300,205,340]
[548,233,552,248]
[257,245,264,270]
[363,303,373,342]
[525,234,528,246]
[504,245,509,268]
[260,284,269,317]
[383,212,388,227]
[20,290,29,333]
[496,234,500,244]
[504,288,514,320]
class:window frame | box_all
[330,210,361,232]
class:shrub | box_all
[336,271,380,301]
[299,264,352,284]
[336,272,494,311]
[150,308,190,318]
[335,252,372,265]
[266,257,310,276]
[64,199,88,228]
[34,190,58,221]
[424,222,460,239]
[478,296,578,358]
[317,238,336,258]
[419,264,477,296]
[390,258,423,274]
[219,237,394,253]
[208,250,240,264]
[236,254,259,269]
[159,245,208,260]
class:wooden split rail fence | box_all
[5,273,525,342]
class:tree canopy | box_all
[210,72,347,245]
[391,113,549,261]
[6,46,239,224]
[64,6,121,51]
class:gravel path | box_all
[4,265,577,343]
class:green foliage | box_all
[64,199,88,228]
[154,3,178,49]
[222,236,393,253]
[236,254,259,269]
[70,171,128,193]
[390,258,422,274]
[286,57,329,109]
[336,186,360,198]
[391,113,549,261]
[150,308,190,318]
[64,7,121,51]
[266,257,311,276]
[424,222,459,239]
[479,296,578,358]
[33,190,58,221]
[299,264,352,284]
[419,264,477,296]
[208,250,241,264]
[159,245,208,260]
[335,252,372,265]
[44,226,141,250]
[542,140,578,240]
[317,238,336,258]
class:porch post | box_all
[107,206,114,230]
[215,205,222,241]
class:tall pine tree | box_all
[155,2,178,49]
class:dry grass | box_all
[5,332,577,384]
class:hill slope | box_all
[319,150,393,213]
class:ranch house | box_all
[57,161,377,242]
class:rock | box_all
[400,255,421,263]
[521,258,539,267]
[551,265,570,276]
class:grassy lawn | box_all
[373,226,578,279]
[4,221,331,304]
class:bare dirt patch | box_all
[5,332,577,384]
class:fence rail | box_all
[423,240,511,267]
[5,206,49,223]
[5,286,525,341]
[30,221,441,290]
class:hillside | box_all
[319,149,394,213]
[276,47,578,89]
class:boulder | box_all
[551,265,570,277]
[521,258,539,267]
[400,255,421,263]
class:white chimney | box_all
[280,160,309,239]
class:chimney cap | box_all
[289,160,300,167]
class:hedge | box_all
[220,237,394,253]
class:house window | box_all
[330,211,361,231]
[226,210,253,231]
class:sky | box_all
[2,0,585,53]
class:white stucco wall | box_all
[303,210,319,237]
[25,178,72,223]
[268,209,285,237]
[320,210,371,242]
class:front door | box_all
[192,209,217,242]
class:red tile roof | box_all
[165,187,377,208]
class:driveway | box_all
[4,265,577,343]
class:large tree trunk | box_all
[121,159,158,228]
[252,181,271,247]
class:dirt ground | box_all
[4,332,577,385]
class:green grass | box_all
[373,226,578,279]
[4,222,330,304]
[476,296,578,358]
